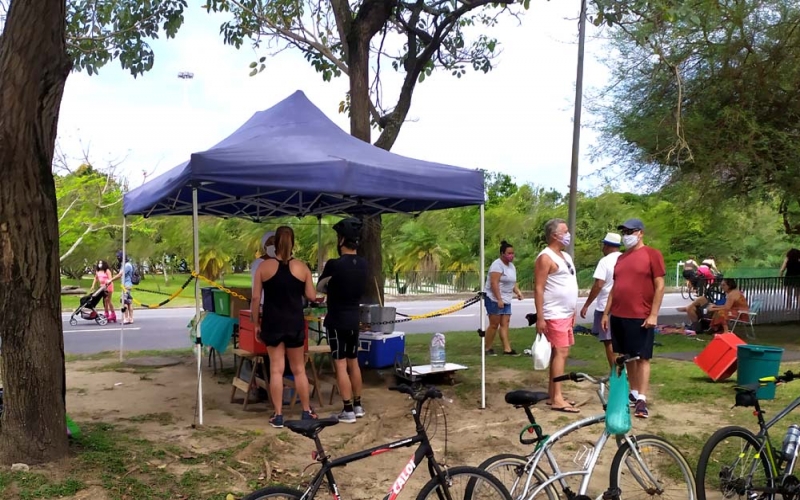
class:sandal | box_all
[551,405,580,413]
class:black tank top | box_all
[787,259,800,277]
[261,259,306,333]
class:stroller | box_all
[69,285,109,326]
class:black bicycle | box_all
[242,384,512,500]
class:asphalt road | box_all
[62,294,693,354]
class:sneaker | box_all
[335,410,356,423]
[629,393,637,407]
[503,349,519,356]
[634,400,649,419]
[301,409,318,420]
[354,405,365,418]
[486,349,497,356]
[269,414,284,428]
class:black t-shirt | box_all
[320,254,368,329]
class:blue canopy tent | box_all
[122,91,489,422]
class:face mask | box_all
[265,245,276,258]
[559,232,571,247]
[623,234,639,248]
[504,254,514,262]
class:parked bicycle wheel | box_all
[609,434,697,499]
[476,453,557,500]
[241,486,303,500]
[681,283,690,300]
[696,426,774,500]
[417,465,512,500]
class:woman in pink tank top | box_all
[91,260,117,322]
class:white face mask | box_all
[622,234,639,248]
[265,245,276,258]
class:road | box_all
[62,294,693,354]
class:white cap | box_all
[601,232,622,246]
[260,231,275,250]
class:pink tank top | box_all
[96,270,113,292]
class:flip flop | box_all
[546,400,577,406]
[551,406,580,413]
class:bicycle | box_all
[241,384,512,500]
[696,370,800,500]
[477,355,697,500]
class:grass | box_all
[60,273,254,311]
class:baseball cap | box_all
[617,218,645,231]
[260,230,275,250]
[601,232,622,246]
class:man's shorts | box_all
[121,291,132,305]
[592,310,611,341]
[328,328,359,360]
[484,296,511,315]
[544,318,574,348]
[259,329,305,349]
[609,316,655,360]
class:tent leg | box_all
[479,204,486,410]
[192,188,204,426]
[317,215,323,274]
[120,216,126,363]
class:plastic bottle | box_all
[783,424,800,473]
[430,333,446,370]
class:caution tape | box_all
[190,272,249,302]
[121,275,195,309]
[361,292,484,327]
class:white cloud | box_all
[56,2,612,192]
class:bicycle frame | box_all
[746,393,800,480]
[296,405,446,500]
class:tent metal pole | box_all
[120,216,126,363]
[317,215,323,275]
[479,204,486,409]
[192,188,204,425]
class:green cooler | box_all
[212,290,231,317]
[737,345,784,400]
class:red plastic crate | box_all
[694,333,746,381]
[237,310,309,355]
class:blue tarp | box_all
[123,91,485,218]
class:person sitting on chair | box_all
[677,278,748,333]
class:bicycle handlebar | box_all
[758,370,796,385]
[389,384,443,402]
[553,372,607,385]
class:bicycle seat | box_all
[286,417,339,438]
[505,390,549,407]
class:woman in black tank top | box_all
[782,248,800,310]
[251,226,321,428]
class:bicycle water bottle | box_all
[782,424,800,473]
[430,333,446,370]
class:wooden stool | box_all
[230,349,270,410]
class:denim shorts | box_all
[484,296,511,315]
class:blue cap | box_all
[617,218,645,231]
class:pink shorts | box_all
[544,318,574,348]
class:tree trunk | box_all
[359,215,384,304]
[0,0,71,465]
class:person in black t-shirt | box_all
[319,217,368,423]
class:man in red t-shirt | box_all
[601,218,665,419]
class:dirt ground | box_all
[53,352,726,499]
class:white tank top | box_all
[537,247,579,320]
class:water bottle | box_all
[782,424,800,473]
[430,333,446,370]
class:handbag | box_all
[532,333,551,371]
[605,366,632,435]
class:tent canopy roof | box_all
[123,91,485,219]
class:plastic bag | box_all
[532,333,551,371]
[606,367,632,435]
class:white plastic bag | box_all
[532,333,551,371]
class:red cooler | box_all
[694,333,746,381]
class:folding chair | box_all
[729,299,760,340]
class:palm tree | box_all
[199,222,234,280]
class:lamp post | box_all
[567,0,587,256]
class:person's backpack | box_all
[131,264,142,285]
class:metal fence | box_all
[729,277,800,325]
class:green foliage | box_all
[590,0,800,232]
[65,0,187,76]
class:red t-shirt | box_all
[610,246,666,319]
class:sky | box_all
[56,1,613,194]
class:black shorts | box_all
[328,328,359,360]
[260,330,305,349]
[609,316,655,360]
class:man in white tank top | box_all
[534,218,580,413]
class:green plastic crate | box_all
[212,290,231,317]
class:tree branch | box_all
[58,197,80,223]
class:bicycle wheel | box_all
[417,465,512,500]
[241,486,303,500]
[477,453,557,500]
[681,283,689,300]
[609,434,696,499]
[696,426,774,500]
